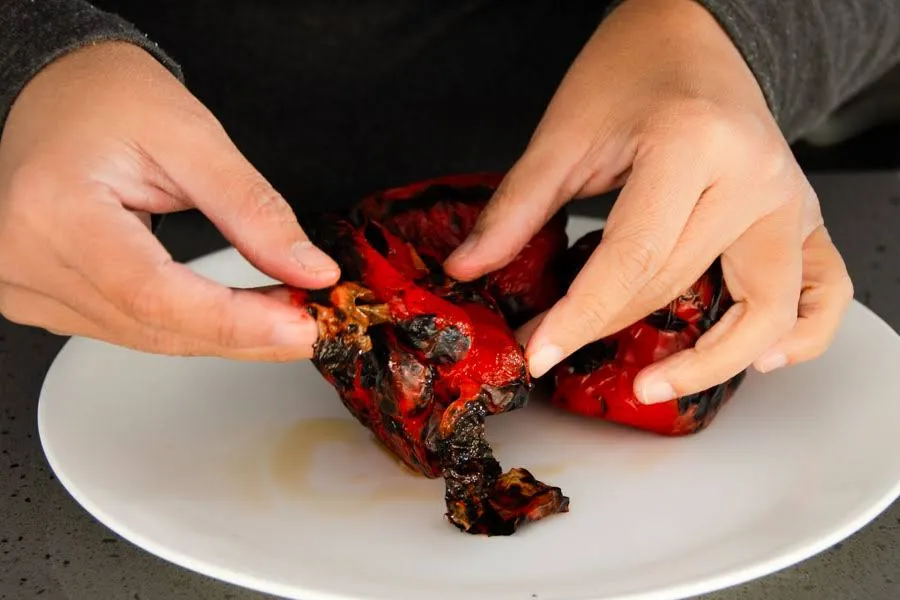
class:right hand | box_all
[0,42,339,360]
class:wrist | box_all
[0,0,183,134]
[18,41,177,95]
[606,0,739,56]
[3,41,187,152]
[599,0,769,112]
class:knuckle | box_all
[799,185,823,224]
[137,326,201,356]
[835,273,855,306]
[236,177,296,226]
[644,274,686,308]
[213,306,242,349]
[650,99,734,151]
[124,282,163,324]
[646,99,791,179]
[611,234,665,282]
[122,262,173,324]
[756,140,794,183]
[134,326,171,353]
[798,338,831,363]
[192,286,243,349]
[771,304,799,334]
[246,178,288,213]
[691,115,734,154]
[565,291,613,336]
[737,113,794,181]
[172,101,229,140]
[0,286,23,323]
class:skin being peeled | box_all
[289,173,744,534]
[291,174,570,536]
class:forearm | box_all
[608,0,900,142]
[0,0,182,131]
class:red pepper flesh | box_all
[292,174,570,535]
[354,173,569,327]
[550,230,747,435]
[290,173,746,536]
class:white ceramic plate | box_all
[38,215,900,600]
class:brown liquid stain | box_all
[526,463,569,477]
[268,418,438,514]
[227,418,573,515]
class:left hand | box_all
[444,0,853,404]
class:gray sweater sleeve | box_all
[3,1,900,145]
[0,0,182,130]
[690,0,900,142]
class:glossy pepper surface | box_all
[290,173,746,535]
[550,230,747,435]
[292,174,570,536]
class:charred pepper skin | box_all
[353,173,569,328]
[292,174,570,536]
[549,230,747,436]
[290,173,747,536]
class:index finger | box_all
[525,149,709,377]
[63,189,319,354]
[151,117,340,290]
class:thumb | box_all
[155,122,340,289]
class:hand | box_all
[444,0,853,403]
[0,42,339,359]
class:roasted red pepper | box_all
[549,230,747,435]
[291,173,745,535]
[292,174,569,536]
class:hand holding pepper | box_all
[0,42,338,358]
[444,0,854,404]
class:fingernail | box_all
[638,377,677,405]
[272,319,318,347]
[754,351,788,373]
[292,241,339,277]
[528,343,564,379]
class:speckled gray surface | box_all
[1,171,898,600]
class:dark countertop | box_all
[1,171,899,600]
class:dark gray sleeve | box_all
[0,0,183,131]
[608,0,900,142]
[694,0,900,142]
